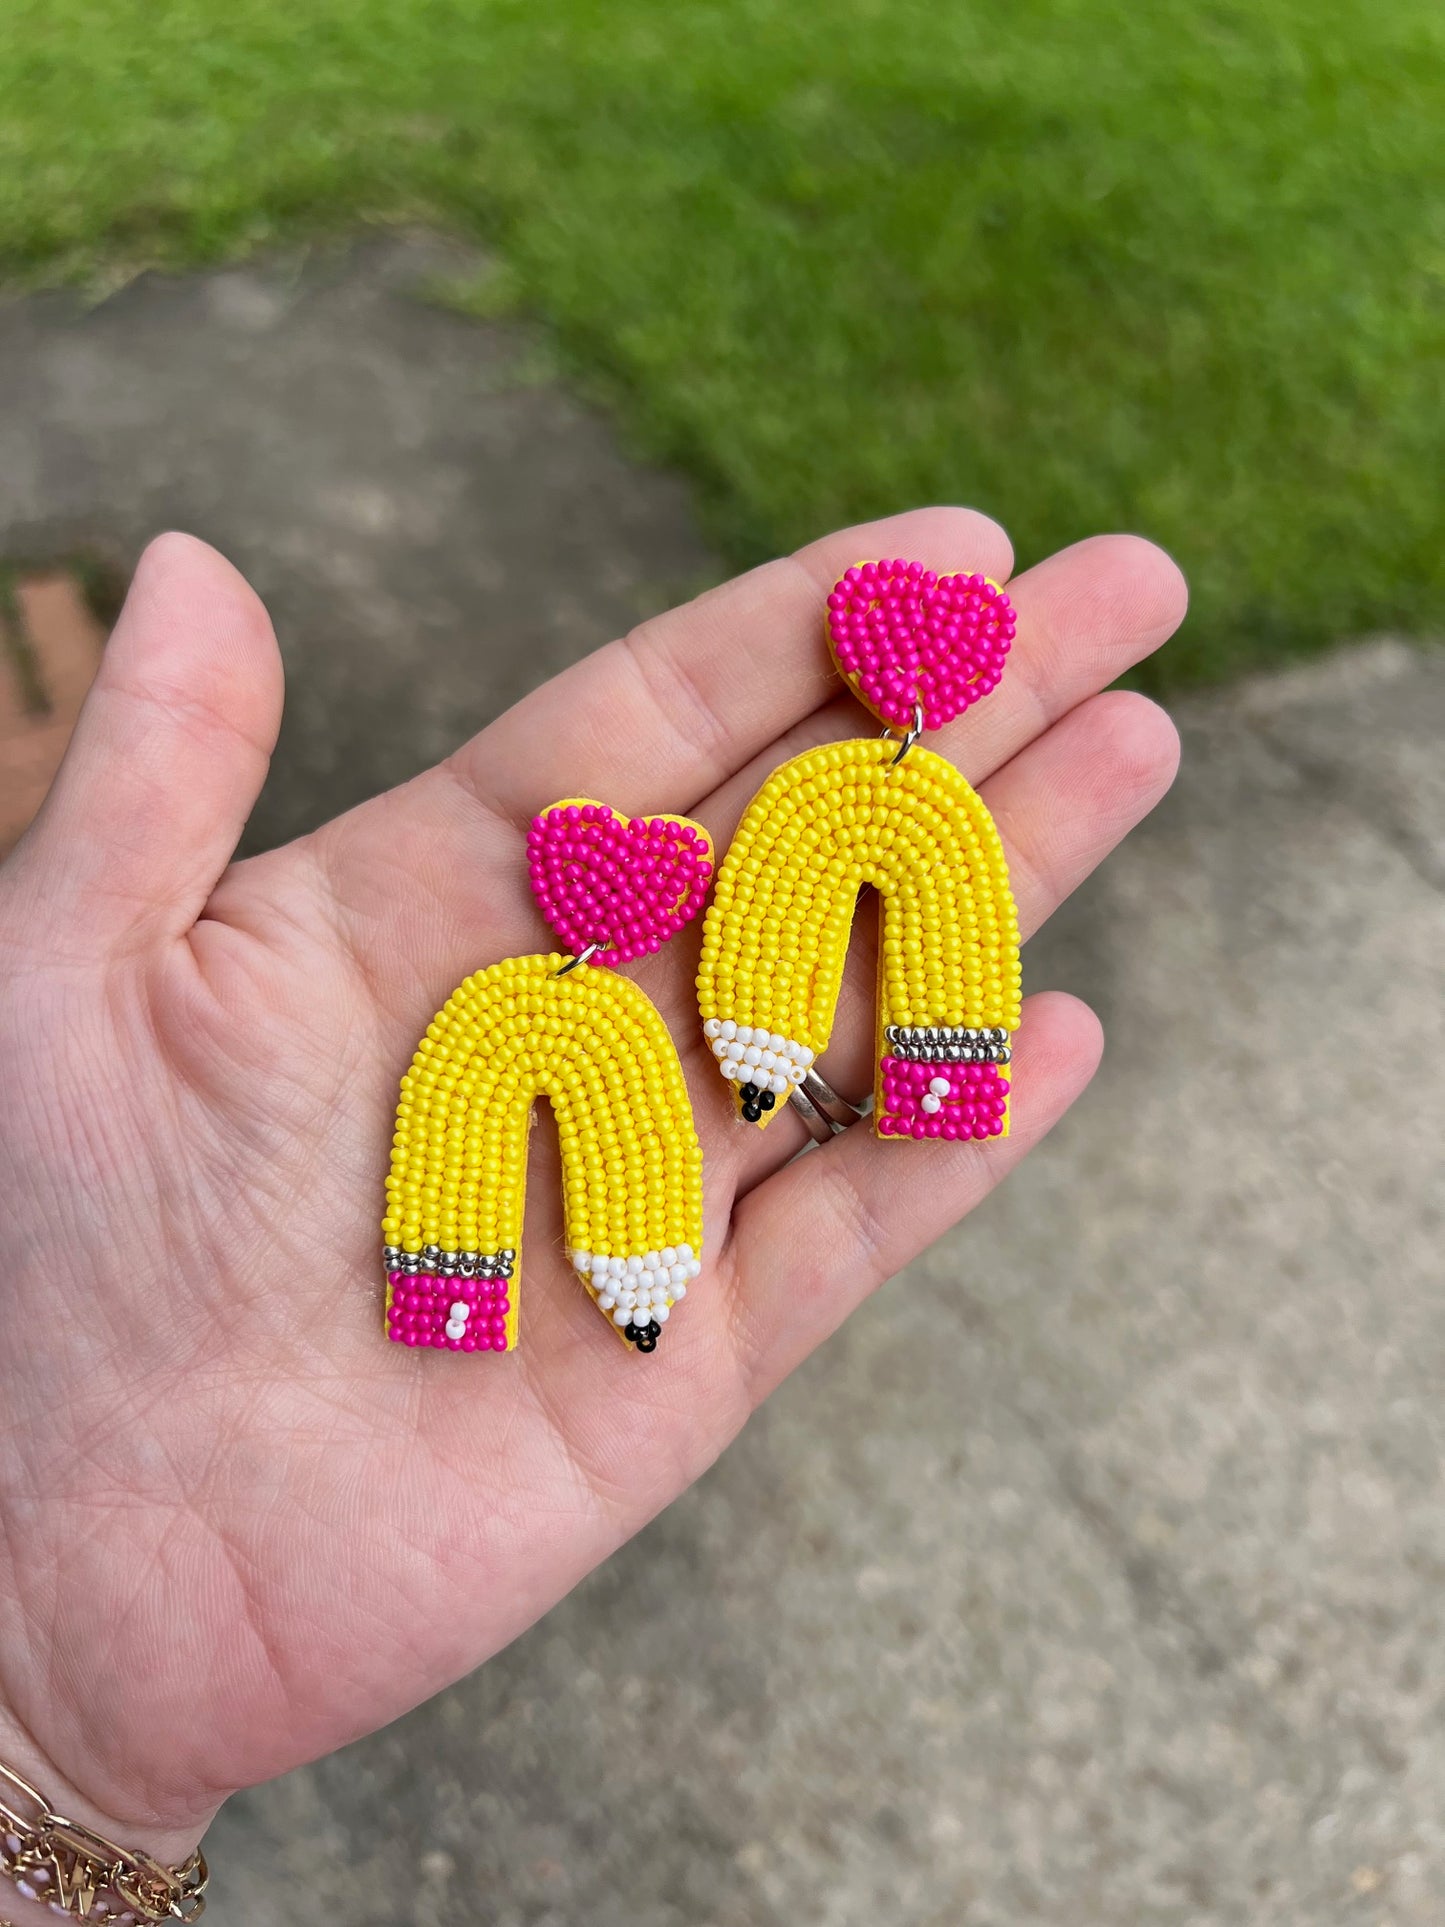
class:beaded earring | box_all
[697,559,1022,1141]
[382,800,711,1355]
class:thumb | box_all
[4,533,284,953]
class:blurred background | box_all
[1,2,1442,1922]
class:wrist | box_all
[0,1704,211,1925]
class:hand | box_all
[0,510,1184,1872]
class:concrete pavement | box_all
[1,236,1440,1926]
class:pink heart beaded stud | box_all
[528,799,713,965]
[382,798,713,1355]
[827,557,1017,732]
[697,560,1022,1141]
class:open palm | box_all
[0,507,1185,1866]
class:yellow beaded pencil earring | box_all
[697,559,1022,1142]
[382,801,711,1355]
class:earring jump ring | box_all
[553,941,604,977]
[880,698,925,767]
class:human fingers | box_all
[3,534,283,957]
[444,505,1013,822]
[724,990,1103,1399]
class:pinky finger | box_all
[723,991,1104,1401]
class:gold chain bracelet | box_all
[0,1760,206,1922]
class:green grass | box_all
[3,0,1443,684]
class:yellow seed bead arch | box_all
[696,737,1021,1133]
[383,953,704,1349]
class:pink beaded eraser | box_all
[877,1056,1010,1140]
[527,798,713,965]
[826,558,1016,732]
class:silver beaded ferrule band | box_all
[382,1245,516,1280]
[884,1025,1012,1064]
